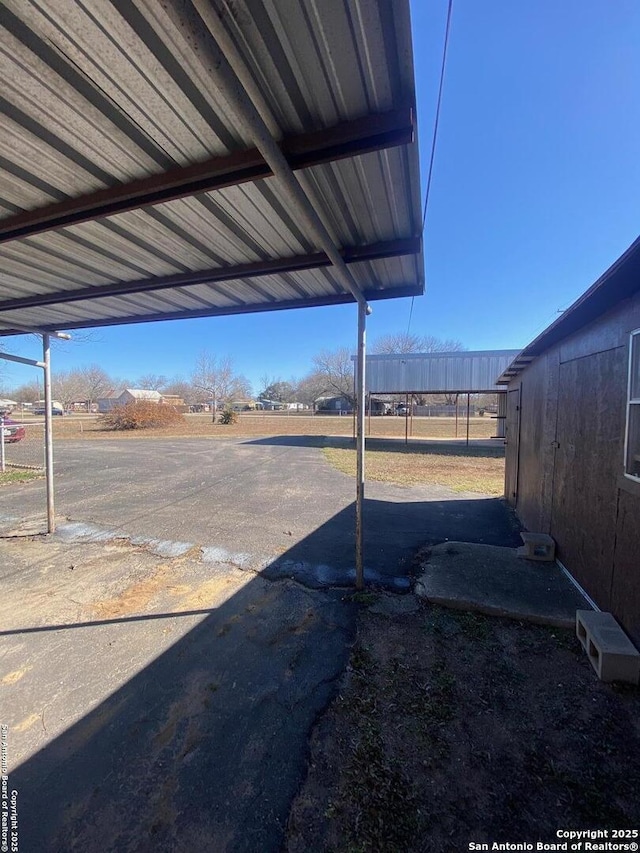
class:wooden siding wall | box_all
[506,292,640,645]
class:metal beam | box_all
[0,321,70,338]
[43,333,55,534]
[191,0,368,309]
[0,238,419,314]
[0,283,420,337]
[0,109,413,244]
[355,300,368,589]
[0,352,45,368]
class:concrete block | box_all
[576,610,640,684]
[517,532,556,562]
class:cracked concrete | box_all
[0,530,357,852]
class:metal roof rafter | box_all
[0,237,418,313]
[0,108,413,244]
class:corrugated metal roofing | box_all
[364,351,521,393]
[0,0,423,335]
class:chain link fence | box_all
[1,418,45,472]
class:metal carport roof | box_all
[0,0,424,586]
[364,351,522,394]
[0,0,423,335]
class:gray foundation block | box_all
[576,610,640,684]
[517,532,556,562]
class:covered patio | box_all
[0,0,424,584]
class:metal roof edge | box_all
[365,349,520,361]
[496,234,640,384]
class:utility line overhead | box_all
[422,0,454,234]
[409,0,454,340]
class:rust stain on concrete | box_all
[92,564,172,618]
[1,666,32,685]
[172,575,244,611]
[13,712,40,732]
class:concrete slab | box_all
[415,541,591,628]
[0,530,357,852]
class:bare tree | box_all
[258,378,295,403]
[295,371,329,407]
[52,371,86,410]
[371,332,465,354]
[312,347,355,406]
[77,365,113,410]
[191,352,238,422]
[162,378,195,402]
[7,380,41,404]
[229,374,253,402]
[136,373,168,390]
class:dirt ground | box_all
[286,602,640,853]
[27,412,497,442]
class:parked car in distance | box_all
[1,419,26,443]
[33,399,64,416]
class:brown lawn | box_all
[323,444,505,495]
[40,412,498,442]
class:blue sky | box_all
[3,0,640,393]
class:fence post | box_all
[1,417,5,473]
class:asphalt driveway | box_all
[0,436,520,588]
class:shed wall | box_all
[505,292,640,645]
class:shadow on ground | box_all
[5,495,520,852]
[245,435,505,458]
[261,497,521,590]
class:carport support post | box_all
[466,393,470,448]
[43,333,55,533]
[355,301,367,589]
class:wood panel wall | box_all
[506,292,640,645]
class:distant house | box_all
[159,394,189,413]
[498,235,640,645]
[314,395,354,414]
[97,397,120,413]
[33,399,64,416]
[117,389,163,406]
[229,400,256,412]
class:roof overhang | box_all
[497,235,640,383]
[0,0,424,335]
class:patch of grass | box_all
[322,445,504,494]
[48,412,498,442]
[336,642,423,853]
[453,610,493,640]
[0,469,43,486]
[288,607,640,853]
[345,590,379,606]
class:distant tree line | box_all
[0,333,467,412]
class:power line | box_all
[421,0,454,234]
[408,0,454,340]
[406,295,415,337]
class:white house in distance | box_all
[117,389,163,405]
[97,389,163,413]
